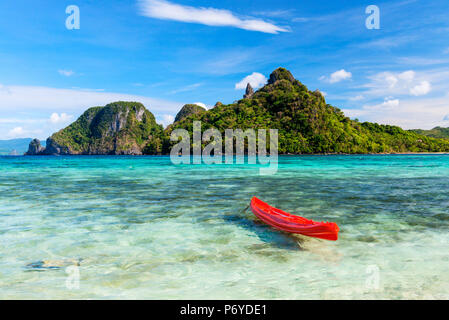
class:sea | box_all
[0,155,448,299]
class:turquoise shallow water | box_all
[0,155,448,299]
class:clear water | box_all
[0,155,448,299]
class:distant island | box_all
[410,127,449,140]
[25,68,449,156]
[0,138,45,155]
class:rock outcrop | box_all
[268,67,296,84]
[25,139,45,155]
[243,83,254,99]
[174,104,206,123]
[44,138,71,155]
[26,102,164,155]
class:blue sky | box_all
[0,0,449,139]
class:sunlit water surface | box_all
[0,155,448,299]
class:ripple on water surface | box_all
[0,155,448,299]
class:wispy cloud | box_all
[58,69,75,77]
[0,118,44,124]
[199,50,255,75]
[0,85,182,114]
[235,72,267,90]
[349,95,364,101]
[138,0,289,34]
[292,17,311,23]
[397,56,449,66]
[169,83,202,95]
[357,35,416,50]
[252,9,295,18]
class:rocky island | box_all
[26,68,449,155]
[174,104,207,123]
[27,101,164,155]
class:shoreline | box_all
[5,152,449,157]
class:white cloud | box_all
[385,75,398,88]
[359,98,400,112]
[319,91,327,97]
[169,83,202,95]
[397,70,415,82]
[0,85,183,139]
[320,69,352,84]
[193,102,207,109]
[330,69,352,83]
[0,85,182,114]
[0,118,44,124]
[6,126,42,139]
[342,95,449,129]
[410,81,431,96]
[157,114,175,127]
[358,35,416,50]
[349,95,364,101]
[235,72,267,90]
[252,10,294,18]
[292,17,310,23]
[381,71,415,90]
[49,113,73,124]
[364,70,432,97]
[381,98,399,108]
[397,57,449,66]
[199,50,255,76]
[138,0,289,34]
[58,70,75,77]
[8,127,25,138]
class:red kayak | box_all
[250,197,339,241]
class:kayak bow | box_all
[250,197,339,241]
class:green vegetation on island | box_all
[174,104,207,123]
[25,68,449,155]
[410,127,449,140]
[167,68,449,154]
[27,102,164,155]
